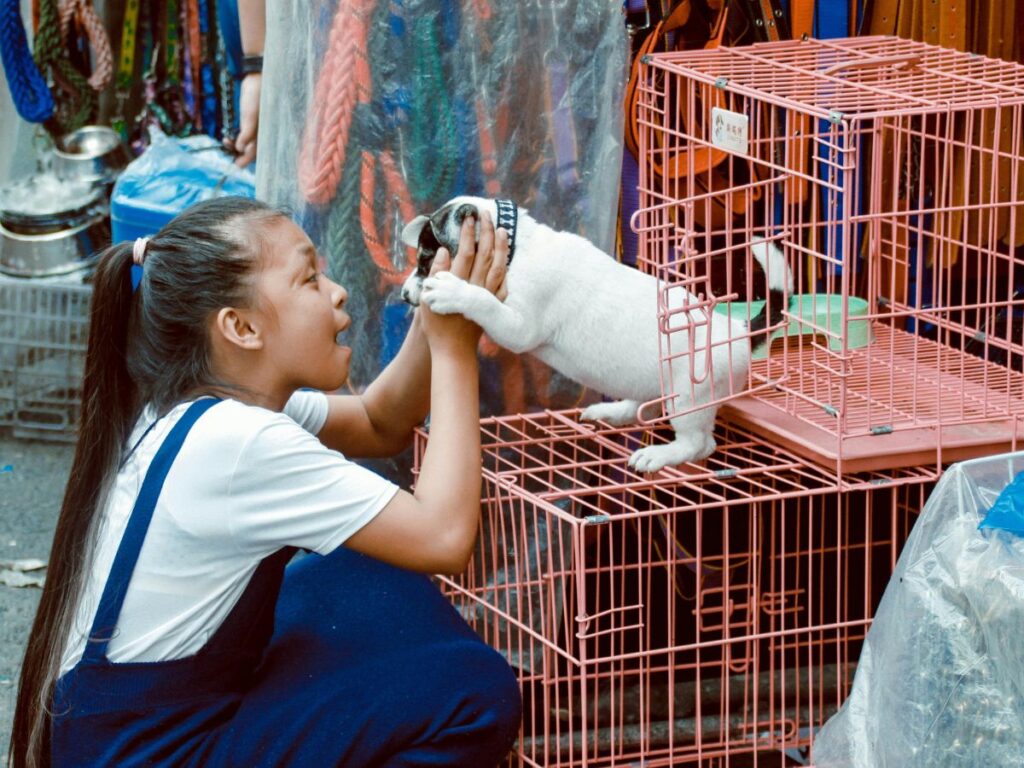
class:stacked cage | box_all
[413,34,1024,766]
[634,35,1024,474]
[416,414,934,766]
[0,275,91,441]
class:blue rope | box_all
[0,0,54,123]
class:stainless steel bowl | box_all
[52,126,131,187]
[0,214,109,277]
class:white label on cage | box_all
[711,107,749,155]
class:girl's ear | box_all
[214,306,264,350]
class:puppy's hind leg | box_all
[628,406,718,473]
[580,399,642,427]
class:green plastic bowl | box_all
[713,293,871,359]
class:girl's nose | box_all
[328,277,348,308]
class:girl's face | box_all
[253,218,352,394]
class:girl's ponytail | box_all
[10,241,141,768]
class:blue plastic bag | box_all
[111,127,255,243]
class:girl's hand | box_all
[420,212,507,352]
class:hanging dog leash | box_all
[111,0,139,139]
[0,0,54,122]
[57,0,112,92]
[33,0,94,134]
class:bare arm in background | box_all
[228,0,266,167]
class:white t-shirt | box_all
[59,391,399,674]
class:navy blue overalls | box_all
[51,399,521,766]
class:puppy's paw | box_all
[580,400,641,427]
[628,437,715,473]
[421,271,471,315]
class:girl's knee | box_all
[455,641,523,736]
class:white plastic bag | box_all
[813,451,1024,767]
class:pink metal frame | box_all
[634,36,1024,473]
[415,413,935,766]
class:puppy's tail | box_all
[747,237,793,342]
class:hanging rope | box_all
[406,11,458,207]
[297,0,376,205]
[359,149,417,286]
[33,0,95,133]
[58,0,112,92]
[0,0,54,122]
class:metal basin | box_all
[0,214,109,277]
[52,126,131,187]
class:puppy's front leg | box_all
[421,272,541,353]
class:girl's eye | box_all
[307,272,319,284]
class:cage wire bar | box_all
[633,36,1024,473]
[415,413,935,766]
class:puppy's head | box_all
[399,196,512,305]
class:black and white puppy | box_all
[401,196,791,472]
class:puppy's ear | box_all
[401,215,431,248]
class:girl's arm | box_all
[232,0,265,166]
[344,220,492,574]
[315,312,431,458]
[317,216,506,459]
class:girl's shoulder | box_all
[184,391,330,465]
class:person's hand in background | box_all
[229,72,261,167]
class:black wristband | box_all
[239,54,263,77]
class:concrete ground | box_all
[0,434,73,756]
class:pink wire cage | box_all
[415,413,934,766]
[633,36,1024,474]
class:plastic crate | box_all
[414,411,935,767]
[0,273,91,441]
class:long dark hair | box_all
[10,196,286,768]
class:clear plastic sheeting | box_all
[257,1,627,426]
[813,451,1024,768]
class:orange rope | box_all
[475,96,500,196]
[359,149,417,285]
[298,0,376,205]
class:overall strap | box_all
[83,398,220,663]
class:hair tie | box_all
[132,237,149,265]
[130,237,148,292]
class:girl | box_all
[10,196,521,767]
